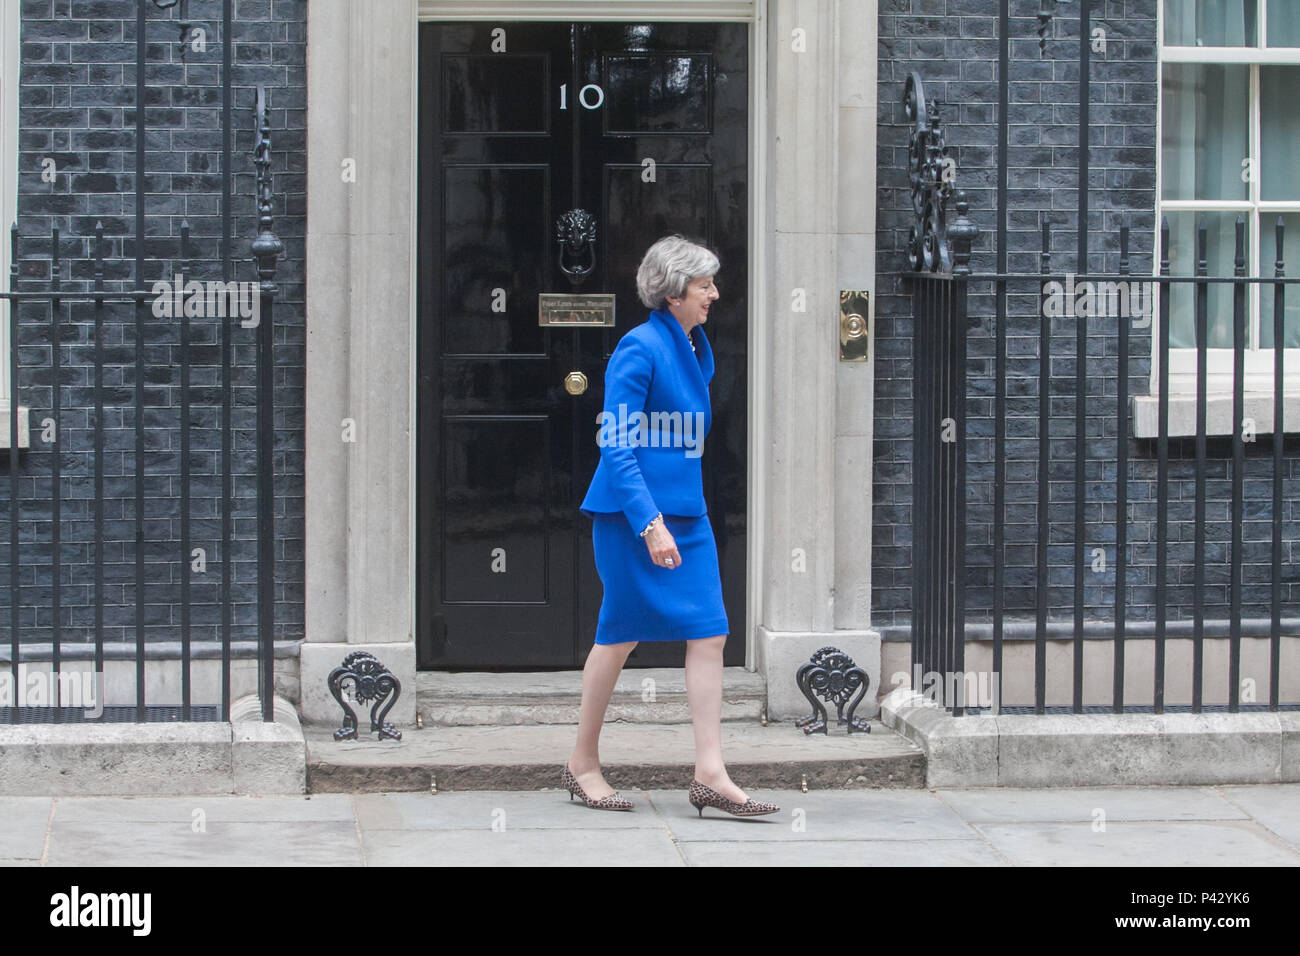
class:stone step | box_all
[414,667,767,726]
[305,719,925,793]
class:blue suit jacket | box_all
[579,308,715,532]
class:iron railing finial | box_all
[905,72,978,275]
[252,86,284,293]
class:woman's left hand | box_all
[644,520,682,569]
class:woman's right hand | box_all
[644,519,682,569]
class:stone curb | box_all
[0,694,307,796]
[304,717,926,793]
[307,755,927,794]
[880,687,1300,788]
[231,694,307,795]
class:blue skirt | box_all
[590,512,730,644]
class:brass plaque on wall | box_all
[538,293,616,327]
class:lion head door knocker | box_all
[555,209,597,287]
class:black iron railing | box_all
[902,7,1300,715]
[912,220,1300,716]
[904,70,977,715]
[0,1,279,723]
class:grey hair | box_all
[635,235,720,310]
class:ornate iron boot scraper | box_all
[795,647,871,735]
[329,652,402,741]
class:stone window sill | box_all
[1133,393,1300,438]
[0,403,29,449]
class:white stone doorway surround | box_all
[300,0,879,725]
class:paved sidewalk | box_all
[3,783,1298,866]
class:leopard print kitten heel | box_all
[688,780,780,818]
[561,764,634,811]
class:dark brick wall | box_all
[4,0,306,645]
[873,0,1300,631]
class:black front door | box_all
[417,21,748,669]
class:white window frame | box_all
[1142,0,1300,437]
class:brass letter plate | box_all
[538,293,616,327]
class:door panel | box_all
[442,54,552,133]
[442,165,551,354]
[418,20,747,669]
[440,415,551,606]
[602,54,713,133]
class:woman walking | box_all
[564,235,779,818]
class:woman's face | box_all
[670,274,720,328]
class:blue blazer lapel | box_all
[651,308,714,393]
[693,324,715,386]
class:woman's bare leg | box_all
[567,640,638,800]
[684,634,748,803]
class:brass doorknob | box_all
[564,371,588,395]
